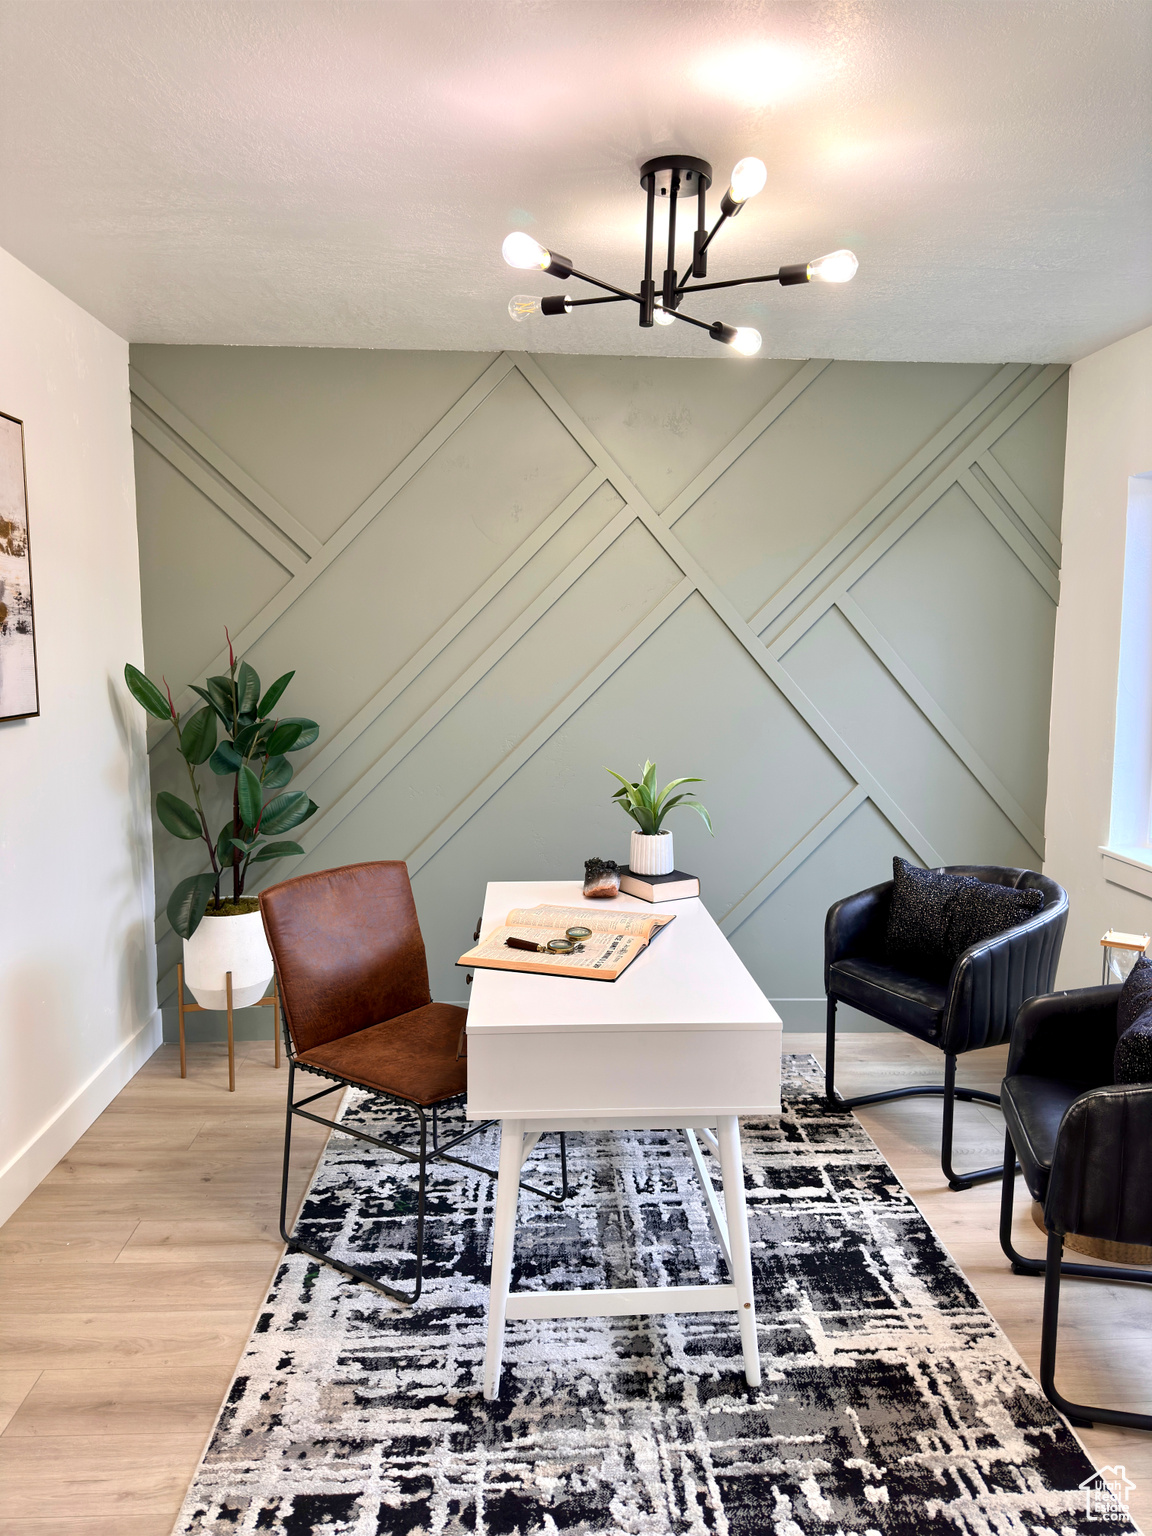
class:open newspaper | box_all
[457,903,675,982]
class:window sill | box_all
[1100,845,1152,899]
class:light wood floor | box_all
[1,1032,1149,1534]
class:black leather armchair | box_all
[825,866,1067,1189]
[999,986,1152,1431]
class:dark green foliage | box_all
[156,791,202,840]
[166,871,220,941]
[123,640,322,939]
[124,663,171,721]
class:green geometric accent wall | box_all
[129,347,1067,1037]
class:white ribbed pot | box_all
[630,829,674,876]
[183,909,274,1011]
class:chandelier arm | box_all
[679,273,783,295]
[569,267,642,305]
[676,212,730,293]
[659,307,714,333]
[640,173,656,327]
[693,175,708,278]
[662,172,680,308]
[565,294,633,307]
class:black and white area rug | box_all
[174,1057,1139,1535]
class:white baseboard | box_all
[0,1008,163,1227]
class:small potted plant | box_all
[125,634,319,1011]
[606,760,712,876]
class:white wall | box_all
[1045,324,1152,984]
[0,246,157,1226]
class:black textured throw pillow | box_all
[886,858,979,980]
[946,878,1044,960]
[886,857,1045,982]
[1115,1006,1152,1084]
[1116,953,1152,1039]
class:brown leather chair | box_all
[261,861,566,1304]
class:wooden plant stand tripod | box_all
[176,964,281,1091]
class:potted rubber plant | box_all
[125,636,319,1010]
[606,760,713,876]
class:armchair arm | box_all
[824,882,892,987]
[1006,985,1118,1083]
[939,895,1068,1055]
[1045,1082,1152,1247]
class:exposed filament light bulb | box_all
[727,156,767,204]
[729,326,762,356]
[808,248,858,283]
[710,321,763,355]
[653,300,676,326]
[508,294,542,321]
[502,231,550,270]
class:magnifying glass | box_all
[506,925,594,955]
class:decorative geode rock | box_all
[583,857,619,899]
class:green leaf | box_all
[166,871,219,940]
[642,760,657,794]
[206,676,235,718]
[233,720,265,758]
[179,706,217,765]
[261,754,293,791]
[607,772,642,806]
[209,739,243,776]
[250,840,305,862]
[124,663,171,721]
[237,764,263,830]
[277,717,318,751]
[188,684,231,729]
[653,792,693,817]
[655,776,703,811]
[216,822,235,864]
[688,801,714,835]
[257,671,294,718]
[259,791,318,835]
[156,791,203,839]
[228,836,259,855]
[236,660,261,717]
[265,720,304,756]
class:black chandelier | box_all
[504,153,857,356]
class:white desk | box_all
[465,879,782,1400]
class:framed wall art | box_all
[0,410,39,721]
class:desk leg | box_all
[483,1118,524,1402]
[717,1115,760,1388]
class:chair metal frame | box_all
[825,1005,1007,1190]
[277,1003,569,1306]
[998,1127,1152,1432]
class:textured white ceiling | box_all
[0,0,1149,361]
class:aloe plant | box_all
[606,760,713,837]
[125,633,319,939]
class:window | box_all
[1105,473,1152,891]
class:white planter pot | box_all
[630,829,674,876]
[183,909,274,1011]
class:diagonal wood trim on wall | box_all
[131,348,1067,1016]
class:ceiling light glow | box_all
[696,42,815,108]
[728,157,767,204]
[808,249,858,283]
[502,231,550,270]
